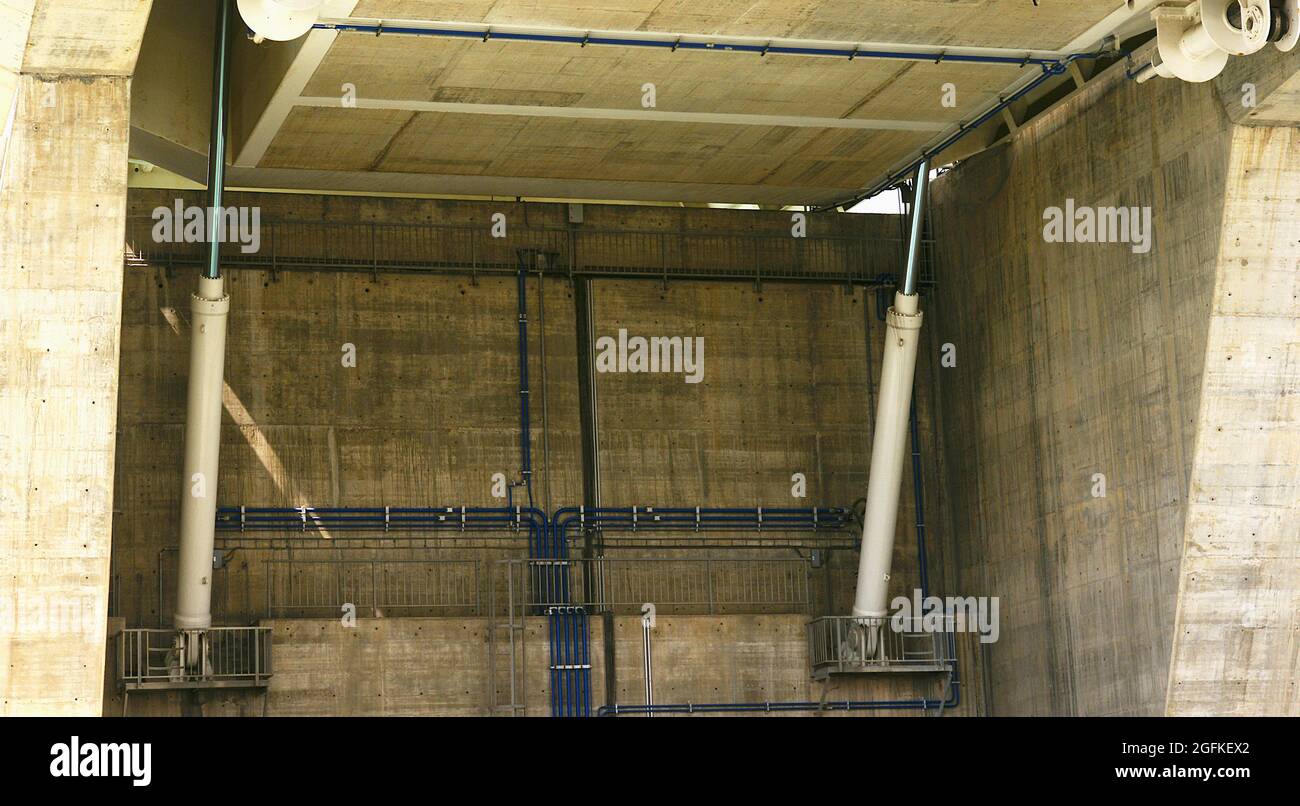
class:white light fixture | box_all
[237,0,324,43]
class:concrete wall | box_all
[930,63,1231,716]
[931,54,1298,715]
[111,191,965,714]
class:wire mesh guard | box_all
[502,555,814,617]
[807,616,955,678]
[265,558,482,618]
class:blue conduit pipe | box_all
[214,505,551,559]
[548,606,592,717]
[547,506,850,560]
[315,20,1079,68]
[212,505,850,613]
[537,507,851,606]
[215,505,548,533]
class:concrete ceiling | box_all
[131,0,1155,206]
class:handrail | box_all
[117,626,272,690]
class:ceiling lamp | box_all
[237,0,324,43]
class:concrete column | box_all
[1165,123,1300,715]
[0,0,151,715]
[0,73,132,715]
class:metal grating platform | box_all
[807,616,956,679]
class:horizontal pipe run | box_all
[548,508,851,549]
[213,505,852,572]
[215,506,848,528]
[315,20,1067,66]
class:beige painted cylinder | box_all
[852,291,923,619]
[174,275,229,630]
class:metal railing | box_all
[496,556,812,618]
[807,616,955,677]
[123,218,937,287]
[266,557,482,617]
[117,626,272,690]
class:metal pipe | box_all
[176,0,235,630]
[315,19,1073,67]
[174,274,230,630]
[852,160,927,620]
[204,0,234,281]
[901,160,929,296]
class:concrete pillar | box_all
[1165,123,1300,715]
[0,0,151,716]
[0,73,131,715]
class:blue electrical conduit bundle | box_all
[546,506,851,556]
[548,606,592,717]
